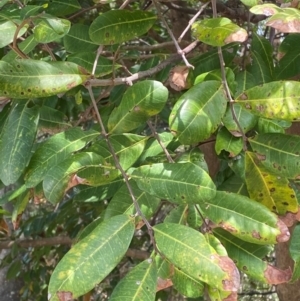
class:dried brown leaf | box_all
[276,219,290,242]
[57,291,74,301]
[267,18,300,33]
[224,29,248,44]
[264,265,292,284]
[169,65,191,91]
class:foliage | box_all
[0,0,300,301]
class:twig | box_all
[12,19,30,59]
[86,84,159,254]
[89,41,198,87]
[147,120,174,163]
[123,41,189,51]
[68,4,103,20]
[211,0,247,151]
[43,44,56,61]
[152,0,194,68]
[178,2,210,42]
[0,237,149,259]
[119,0,134,9]
[92,45,104,76]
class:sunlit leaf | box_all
[201,191,290,244]
[192,17,247,46]
[108,80,168,134]
[245,151,298,214]
[131,162,216,204]
[169,81,227,144]
[0,20,27,48]
[236,81,300,121]
[154,223,240,291]
[48,214,134,301]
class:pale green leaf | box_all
[89,10,156,45]
[48,214,134,301]
[0,20,27,48]
[0,103,39,185]
[131,162,216,204]
[192,17,247,46]
[290,224,300,281]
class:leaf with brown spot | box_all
[276,219,290,243]
[156,277,173,292]
[224,29,248,44]
[280,207,300,227]
[245,151,298,215]
[266,9,300,33]
[250,4,282,16]
[202,191,290,245]
[57,291,73,301]
[264,265,292,284]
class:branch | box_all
[89,41,199,87]
[0,237,149,260]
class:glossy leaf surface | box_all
[169,81,227,144]
[108,80,168,133]
[131,162,216,204]
[202,191,290,244]
[154,223,240,291]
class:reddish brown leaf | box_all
[224,29,248,44]
[224,292,238,301]
[214,255,240,292]
[65,174,86,192]
[57,291,74,301]
[156,277,173,292]
[276,219,290,242]
[267,18,300,33]
[264,265,292,284]
[169,65,191,91]
[280,207,300,227]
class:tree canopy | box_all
[1,0,300,300]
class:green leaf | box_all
[44,0,81,17]
[290,224,300,281]
[89,10,156,45]
[108,80,168,134]
[0,103,39,185]
[255,118,291,134]
[192,17,247,46]
[250,3,282,15]
[73,178,123,203]
[43,152,107,204]
[218,174,249,196]
[222,104,258,134]
[0,60,89,99]
[68,52,120,76]
[25,127,99,187]
[6,259,22,279]
[236,81,300,121]
[104,181,160,220]
[169,81,227,144]
[33,17,71,43]
[201,191,290,244]
[214,229,272,283]
[48,214,134,301]
[109,258,157,301]
[245,151,298,214]
[154,222,240,291]
[234,70,257,97]
[89,134,148,172]
[275,47,300,80]
[64,24,98,53]
[240,0,262,7]
[38,106,71,132]
[20,5,44,20]
[131,162,216,204]
[249,133,300,179]
[215,127,243,157]
[172,266,204,298]
[0,20,27,48]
